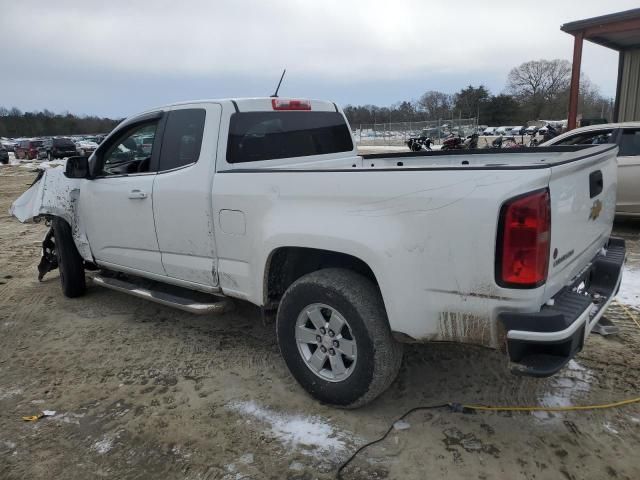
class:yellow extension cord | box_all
[461,300,640,414]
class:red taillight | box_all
[271,99,311,111]
[497,189,550,288]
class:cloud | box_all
[0,0,635,115]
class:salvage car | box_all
[0,145,9,164]
[75,137,100,156]
[38,137,78,160]
[542,122,640,216]
[15,139,43,160]
[11,97,625,408]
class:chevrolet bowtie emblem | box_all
[589,199,603,221]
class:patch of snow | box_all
[227,400,350,456]
[533,360,594,420]
[2,440,17,450]
[617,265,640,308]
[53,411,85,425]
[393,419,411,431]
[239,453,254,464]
[603,422,619,435]
[19,160,66,171]
[289,461,305,471]
[93,435,114,454]
[0,387,23,400]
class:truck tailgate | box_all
[544,144,619,300]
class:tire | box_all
[52,217,86,298]
[48,151,52,161]
[276,268,403,408]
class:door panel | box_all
[80,117,166,276]
[617,156,640,214]
[79,175,165,274]
[616,129,640,214]
[153,104,221,286]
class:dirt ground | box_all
[1,163,640,480]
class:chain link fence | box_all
[354,118,478,146]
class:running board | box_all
[89,274,232,315]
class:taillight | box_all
[271,99,311,111]
[496,189,550,288]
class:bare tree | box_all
[417,91,453,120]
[507,59,572,119]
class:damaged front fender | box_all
[10,165,80,225]
[10,165,92,260]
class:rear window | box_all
[53,138,75,147]
[226,111,353,163]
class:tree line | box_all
[344,59,614,127]
[1,58,615,137]
[0,107,121,138]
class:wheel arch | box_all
[262,246,381,310]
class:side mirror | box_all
[64,156,89,179]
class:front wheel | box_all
[276,268,403,408]
[52,217,86,298]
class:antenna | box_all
[271,69,286,98]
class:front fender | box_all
[10,165,91,259]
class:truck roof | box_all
[133,97,340,116]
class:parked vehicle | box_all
[15,139,44,160]
[0,145,8,164]
[495,126,513,136]
[11,97,625,408]
[1,139,17,152]
[407,136,432,152]
[525,126,539,135]
[510,126,526,136]
[441,135,464,150]
[75,138,100,156]
[483,127,497,136]
[38,137,78,160]
[542,122,640,216]
[540,124,559,143]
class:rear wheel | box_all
[52,217,86,298]
[276,268,403,408]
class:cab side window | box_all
[619,129,640,156]
[158,109,206,172]
[100,122,158,176]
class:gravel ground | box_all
[1,162,640,480]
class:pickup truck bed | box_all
[10,98,625,407]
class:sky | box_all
[1,0,638,118]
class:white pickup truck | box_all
[11,97,625,408]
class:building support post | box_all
[568,32,584,130]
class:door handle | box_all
[128,189,148,199]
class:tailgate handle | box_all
[589,170,603,198]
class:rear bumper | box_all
[499,237,625,377]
